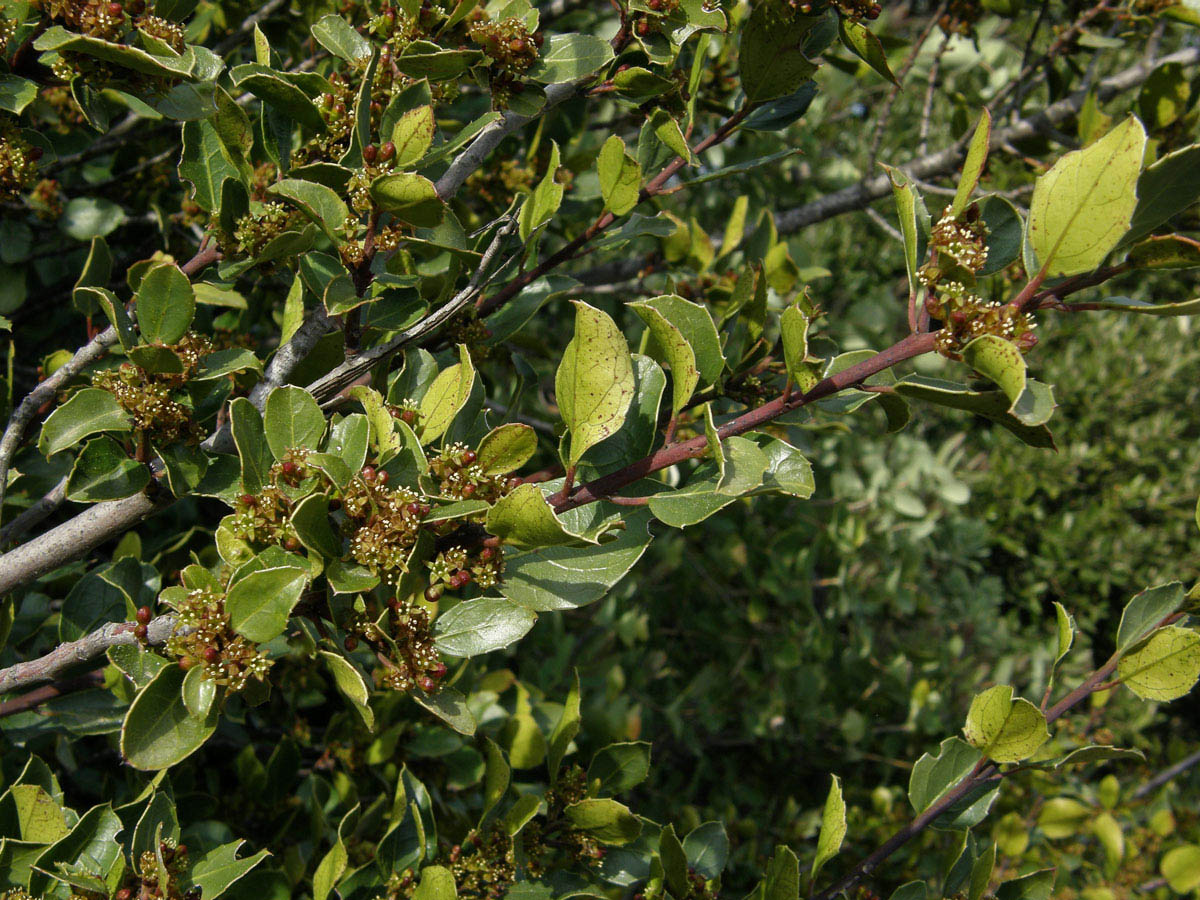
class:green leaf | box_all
[1081,295,1200,316]
[1117,582,1185,651]
[1053,601,1074,666]
[528,33,615,83]
[780,303,819,392]
[263,385,325,458]
[683,822,728,880]
[66,437,149,502]
[481,738,510,823]
[60,197,126,241]
[226,565,309,643]
[547,672,581,782]
[763,845,799,900]
[564,799,642,845]
[39,388,131,456]
[312,840,347,900]
[630,301,697,418]
[28,804,123,896]
[961,335,1027,408]
[556,301,636,467]
[0,75,37,114]
[291,494,342,559]
[952,110,992,217]
[413,687,477,736]
[370,172,445,227]
[1122,144,1200,247]
[660,824,689,897]
[838,18,898,85]
[588,742,652,796]
[486,483,577,548]
[187,840,270,900]
[5,785,69,843]
[501,793,541,836]
[1027,116,1145,277]
[894,376,1055,449]
[598,135,642,216]
[395,42,483,80]
[475,424,537,476]
[320,651,375,730]
[180,120,242,212]
[738,5,818,103]
[391,105,436,167]
[752,434,816,499]
[1038,797,1090,838]
[311,14,371,61]
[499,511,654,611]
[812,775,846,880]
[963,685,1050,763]
[995,869,1055,900]
[418,345,475,444]
[1126,234,1200,269]
[120,664,219,770]
[181,664,217,720]
[519,141,564,242]
[648,437,768,527]
[134,263,195,345]
[413,864,457,900]
[1162,845,1200,893]
[433,597,538,656]
[269,179,349,244]
[230,397,273,493]
[884,165,923,297]
[1117,625,1200,701]
[230,63,325,131]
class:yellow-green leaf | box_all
[1028,116,1146,277]
[963,684,1049,763]
[555,301,635,467]
[1117,625,1200,701]
[811,775,846,880]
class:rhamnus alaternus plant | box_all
[0,0,1198,897]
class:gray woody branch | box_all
[0,614,176,695]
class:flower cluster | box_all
[44,0,130,40]
[426,541,505,594]
[344,469,429,580]
[770,0,881,20]
[92,359,204,445]
[231,486,297,547]
[937,0,983,34]
[431,444,514,504]
[162,586,273,691]
[117,839,200,900]
[231,202,306,259]
[468,16,542,108]
[369,597,446,693]
[0,123,42,202]
[919,205,1036,359]
[135,12,184,51]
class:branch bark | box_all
[0,614,176,694]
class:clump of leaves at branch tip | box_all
[921,205,1038,359]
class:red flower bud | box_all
[362,466,377,482]
[134,624,148,640]
[363,144,378,163]
[344,635,359,651]
[136,606,152,625]
[239,493,255,506]
[203,646,220,664]
[379,141,396,161]
[418,675,437,692]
